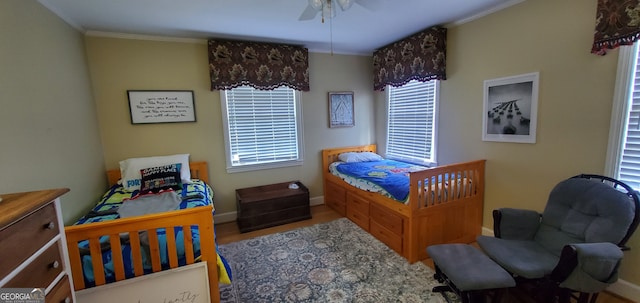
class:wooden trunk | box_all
[236,181,311,233]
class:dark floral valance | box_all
[208,39,310,91]
[372,27,446,91]
[592,0,640,55]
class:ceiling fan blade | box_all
[354,0,382,11]
[298,4,319,20]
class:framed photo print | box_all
[482,72,539,143]
[328,91,355,128]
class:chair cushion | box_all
[477,235,559,279]
[542,178,635,245]
[427,244,515,291]
[534,224,583,257]
[497,208,541,240]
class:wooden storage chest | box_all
[236,181,310,233]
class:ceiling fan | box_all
[298,0,381,22]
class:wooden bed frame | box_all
[64,161,220,303]
[322,145,485,263]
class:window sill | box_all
[226,160,303,173]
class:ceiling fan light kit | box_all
[297,0,382,55]
[309,0,323,10]
[309,0,353,11]
[336,0,354,11]
[300,0,366,22]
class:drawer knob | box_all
[63,297,71,303]
[46,222,56,230]
[51,260,60,269]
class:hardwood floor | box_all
[214,205,635,303]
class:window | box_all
[221,86,303,173]
[386,80,439,166]
[607,44,640,190]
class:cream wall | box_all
[432,0,640,288]
[85,36,375,215]
[0,0,106,224]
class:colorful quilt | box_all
[72,180,232,286]
[333,159,427,201]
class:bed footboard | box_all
[409,159,485,210]
[406,159,486,262]
[64,206,220,302]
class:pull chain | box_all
[330,12,334,56]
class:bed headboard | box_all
[106,161,209,187]
[321,144,377,170]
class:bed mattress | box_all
[329,159,427,202]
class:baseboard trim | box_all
[606,278,640,301]
[214,211,237,224]
[310,195,324,206]
[481,226,494,237]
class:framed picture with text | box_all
[127,90,196,124]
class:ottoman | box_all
[427,244,516,303]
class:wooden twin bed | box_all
[64,162,220,302]
[63,149,483,301]
[323,145,485,263]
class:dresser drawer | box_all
[325,182,346,216]
[370,203,403,236]
[5,242,63,288]
[347,207,370,231]
[370,220,403,254]
[46,275,73,303]
[326,198,346,216]
[0,203,58,278]
[346,192,370,230]
[346,193,369,216]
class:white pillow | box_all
[119,154,191,191]
[338,151,384,163]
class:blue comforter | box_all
[336,159,426,201]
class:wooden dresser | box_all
[0,188,75,303]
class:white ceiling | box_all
[39,0,524,55]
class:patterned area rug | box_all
[218,218,456,303]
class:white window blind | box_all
[618,46,640,189]
[386,80,438,166]
[222,86,302,172]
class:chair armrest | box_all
[553,243,623,293]
[493,208,541,240]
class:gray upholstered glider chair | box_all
[477,174,640,303]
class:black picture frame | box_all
[127,90,196,124]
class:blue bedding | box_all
[72,180,231,287]
[336,159,426,201]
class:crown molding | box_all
[449,0,526,27]
[85,31,207,44]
